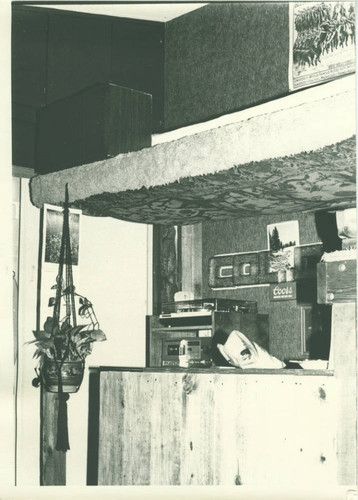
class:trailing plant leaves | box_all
[78,304,91,317]
[54,337,66,351]
[32,330,51,341]
[69,324,87,336]
[33,348,44,359]
[60,318,72,332]
[48,297,56,307]
[35,339,55,349]
[89,329,107,342]
[63,285,75,294]
[51,284,58,289]
[43,316,56,334]
[79,341,93,357]
[54,332,66,340]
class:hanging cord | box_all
[13,271,19,485]
[54,184,72,452]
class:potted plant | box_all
[30,184,107,451]
[31,286,106,393]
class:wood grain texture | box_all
[96,370,337,486]
[36,83,152,174]
[331,303,357,484]
[181,224,202,298]
[159,225,179,304]
[40,390,66,485]
[317,260,357,304]
[86,369,100,485]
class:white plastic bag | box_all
[217,330,285,369]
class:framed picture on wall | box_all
[42,204,82,266]
[289,1,356,91]
[267,220,299,273]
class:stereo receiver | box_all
[162,337,212,367]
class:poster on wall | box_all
[267,220,299,273]
[289,1,356,91]
[42,204,81,267]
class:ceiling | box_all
[21,3,206,21]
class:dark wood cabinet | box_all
[317,260,357,304]
[35,83,152,173]
[269,301,331,361]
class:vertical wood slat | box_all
[40,390,66,485]
[331,303,357,484]
[151,225,162,317]
[97,370,337,486]
[150,373,182,484]
[180,374,216,485]
[181,224,203,299]
[35,83,152,174]
[86,369,100,485]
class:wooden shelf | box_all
[90,366,334,377]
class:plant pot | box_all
[41,359,84,393]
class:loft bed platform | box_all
[29,75,356,225]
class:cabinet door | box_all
[269,302,304,360]
[269,302,331,361]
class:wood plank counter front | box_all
[87,367,339,486]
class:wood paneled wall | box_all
[95,369,337,486]
[200,212,335,360]
[40,391,66,485]
[201,212,322,304]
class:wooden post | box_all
[331,302,357,484]
[40,389,66,485]
[181,224,202,298]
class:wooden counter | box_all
[87,366,338,486]
[84,303,356,487]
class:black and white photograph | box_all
[1,1,357,500]
[290,1,356,90]
[43,205,81,266]
[267,220,299,272]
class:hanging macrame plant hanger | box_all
[53,183,77,452]
[45,183,81,452]
[31,184,106,452]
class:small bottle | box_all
[179,340,189,368]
